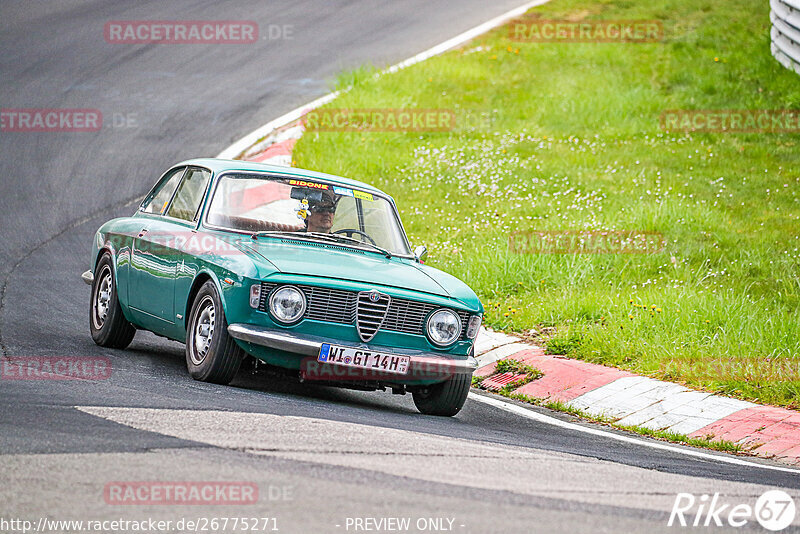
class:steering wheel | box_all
[333,228,377,245]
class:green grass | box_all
[293,0,800,409]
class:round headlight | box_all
[269,286,306,324]
[426,309,462,347]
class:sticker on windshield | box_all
[333,186,353,197]
[353,190,374,201]
[289,179,328,190]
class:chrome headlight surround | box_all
[268,285,307,325]
[425,308,462,347]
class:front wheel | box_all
[90,253,136,349]
[185,281,243,385]
[412,373,471,416]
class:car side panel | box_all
[95,217,148,325]
[173,229,272,343]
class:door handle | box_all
[137,228,148,238]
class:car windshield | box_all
[205,173,411,255]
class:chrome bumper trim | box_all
[81,270,94,286]
[227,323,477,375]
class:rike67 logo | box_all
[669,490,796,531]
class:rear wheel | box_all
[412,373,471,416]
[90,253,136,349]
[186,281,243,385]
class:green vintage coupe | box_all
[84,159,483,415]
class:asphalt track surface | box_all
[1,2,798,533]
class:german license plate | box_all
[318,344,410,375]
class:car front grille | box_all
[259,282,470,339]
[356,291,391,342]
[302,285,357,324]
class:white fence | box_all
[771,0,800,74]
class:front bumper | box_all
[227,323,477,379]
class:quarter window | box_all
[141,167,185,215]
[168,168,211,222]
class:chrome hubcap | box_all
[93,267,112,329]
[191,297,215,365]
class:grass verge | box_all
[293,0,800,409]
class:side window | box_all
[141,167,185,215]
[167,168,212,222]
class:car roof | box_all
[175,158,387,197]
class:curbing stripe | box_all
[469,335,800,464]
[248,138,298,164]
[689,407,800,464]
[513,352,633,403]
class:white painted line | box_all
[217,0,551,159]
[474,342,532,368]
[382,0,551,74]
[217,91,339,159]
[468,392,800,474]
[242,125,306,160]
[474,327,522,355]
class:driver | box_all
[305,190,337,233]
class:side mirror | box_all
[413,245,428,263]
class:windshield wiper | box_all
[251,230,393,259]
[305,232,393,259]
[251,230,309,240]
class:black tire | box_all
[185,281,243,385]
[90,253,136,349]
[412,372,472,416]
